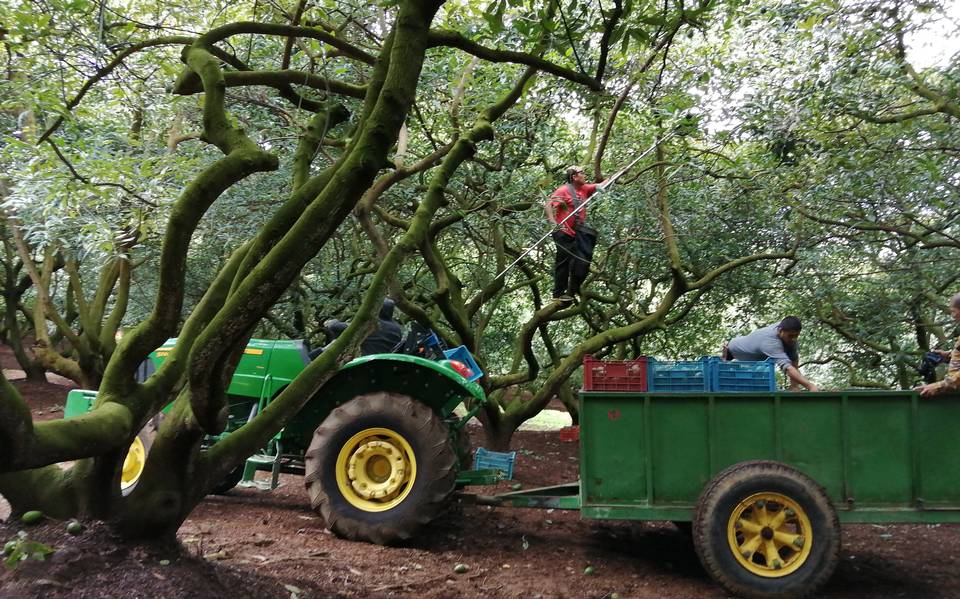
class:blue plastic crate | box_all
[442,345,483,382]
[647,358,709,392]
[708,357,776,392]
[473,447,516,480]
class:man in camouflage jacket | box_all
[917,294,960,397]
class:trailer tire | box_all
[692,460,840,599]
[304,392,456,545]
[121,414,163,497]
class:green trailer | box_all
[66,342,960,597]
[473,389,960,598]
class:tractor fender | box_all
[281,354,485,451]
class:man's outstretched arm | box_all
[785,364,819,392]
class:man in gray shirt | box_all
[724,316,819,392]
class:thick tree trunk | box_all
[481,415,519,452]
[4,330,46,381]
[557,385,579,426]
[6,1,448,538]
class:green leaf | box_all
[483,0,506,35]
[797,15,819,31]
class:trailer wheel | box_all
[693,460,840,599]
[120,414,163,496]
[304,392,457,545]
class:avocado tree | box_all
[0,222,45,381]
[749,0,960,388]
[0,0,614,538]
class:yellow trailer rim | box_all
[336,427,417,512]
[727,492,813,577]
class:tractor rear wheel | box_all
[692,460,840,599]
[304,392,457,545]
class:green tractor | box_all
[64,333,489,544]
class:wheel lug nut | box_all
[772,559,782,569]
[785,508,795,517]
[756,500,766,509]
[793,536,805,548]
[742,550,752,558]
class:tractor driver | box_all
[310,299,403,359]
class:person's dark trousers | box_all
[569,228,597,295]
[552,231,578,297]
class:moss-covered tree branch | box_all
[185,2,441,434]
[173,70,366,100]
[427,30,602,91]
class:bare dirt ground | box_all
[3,347,960,598]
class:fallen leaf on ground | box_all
[203,550,229,561]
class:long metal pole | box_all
[492,131,675,283]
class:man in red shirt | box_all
[545,165,600,301]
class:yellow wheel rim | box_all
[121,436,147,491]
[335,427,417,512]
[727,492,813,578]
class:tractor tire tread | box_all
[304,392,456,545]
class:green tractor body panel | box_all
[150,338,309,401]
[64,389,99,419]
[344,353,486,404]
[280,353,485,453]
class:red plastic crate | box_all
[582,356,649,392]
[559,426,580,442]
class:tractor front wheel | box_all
[304,392,457,545]
[120,415,162,496]
[692,460,840,599]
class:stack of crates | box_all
[647,357,776,392]
[583,356,776,393]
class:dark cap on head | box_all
[565,165,585,183]
[379,298,396,321]
[779,316,802,332]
